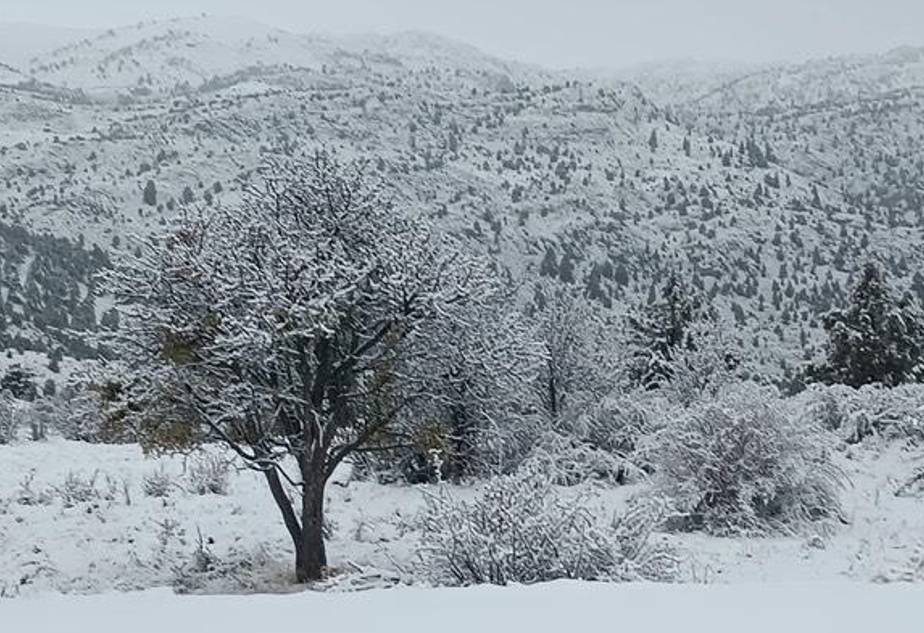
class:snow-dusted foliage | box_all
[533,391,664,484]
[525,431,630,486]
[0,392,16,444]
[807,262,924,388]
[24,400,53,441]
[56,471,103,508]
[651,383,848,535]
[794,383,924,443]
[386,292,544,481]
[52,375,139,444]
[105,150,494,582]
[656,320,744,407]
[626,271,719,391]
[186,454,231,496]
[531,279,620,421]
[142,467,176,498]
[15,470,54,506]
[57,388,103,442]
[417,463,678,585]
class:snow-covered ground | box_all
[3,580,924,633]
[1,436,924,624]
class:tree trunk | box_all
[547,359,559,420]
[296,480,328,582]
[263,468,306,578]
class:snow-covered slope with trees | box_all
[1,16,923,385]
[3,15,924,621]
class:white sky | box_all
[0,0,922,68]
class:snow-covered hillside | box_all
[15,16,533,97]
[2,13,924,631]
[0,23,100,69]
[0,13,923,531]
[1,16,923,382]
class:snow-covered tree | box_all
[531,279,620,422]
[0,391,16,444]
[657,319,744,407]
[142,179,157,207]
[393,291,543,480]
[807,262,924,387]
[1,365,37,401]
[106,151,493,582]
[627,271,716,390]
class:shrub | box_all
[417,464,678,585]
[57,471,101,507]
[656,321,743,407]
[16,470,54,506]
[26,400,53,441]
[475,412,548,477]
[554,392,664,479]
[143,467,176,498]
[797,384,854,432]
[59,388,114,442]
[527,431,631,486]
[186,454,230,496]
[0,393,17,444]
[794,383,924,443]
[651,383,848,535]
[171,532,275,594]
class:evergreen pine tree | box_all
[806,263,924,387]
[142,180,157,206]
[627,271,717,389]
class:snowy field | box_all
[2,437,924,596]
[3,580,924,633]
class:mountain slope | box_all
[0,17,922,383]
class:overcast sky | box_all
[1,0,922,68]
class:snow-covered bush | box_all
[56,471,101,507]
[142,467,176,498]
[526,431,630,486]
[657,321,744,407]
[796,384,855,432]
[16,470,54,506]
[57,388,101,441]
[0,392,17,444]
[531,279,621,421]
[389,300,543,481]
[417,464,678,585]
[794,383,924,443]
[186,454,230,496]
[25,401,51,441]
[651,383,848,535]
[171,534,276,594]
[57,385,135,444]
[548,391,665,482]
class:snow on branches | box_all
[391,294,545,480]
[417,463,678,586]
[650,382,848,535]
[106,149,496,581]
[531,278,621,422]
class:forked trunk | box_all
[263,468,328,583]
